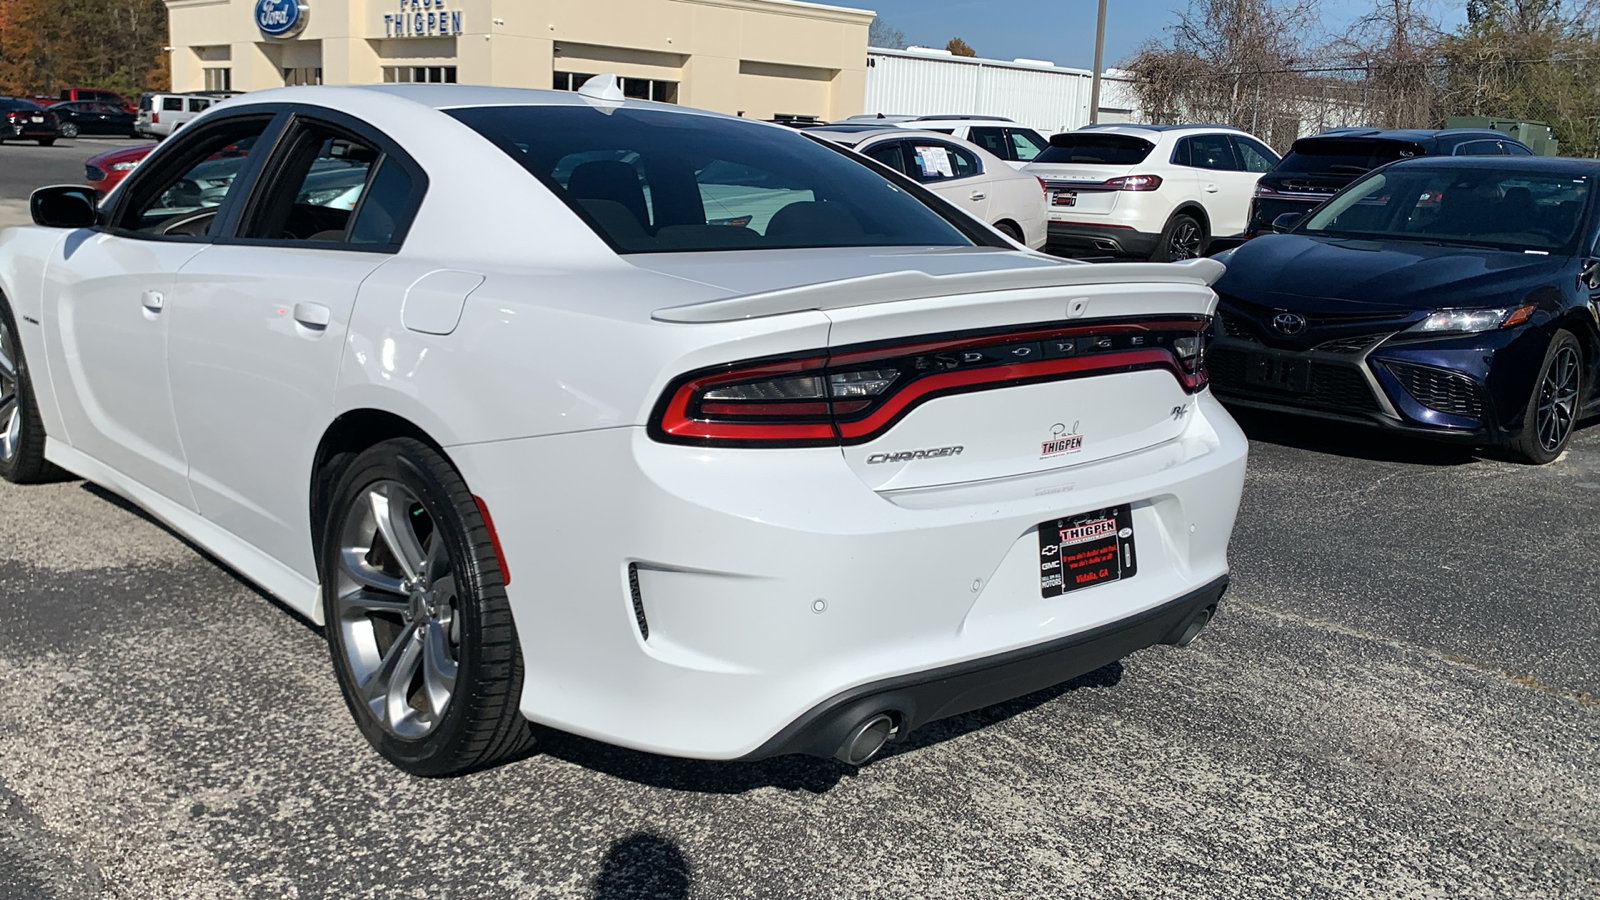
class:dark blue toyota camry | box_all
[1208,155,1598,463]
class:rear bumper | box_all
[742,575,1227,759]
[1047,221,1161,258]
[3,124,56,140]
[447,390,1248,760]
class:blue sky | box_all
[848,0,1469,71]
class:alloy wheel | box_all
[334,479,461,740]
[0,319,20,464]
[1536,344,1580,452]
[1169,220,1201,260]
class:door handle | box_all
[293,301,331,330]
[970,191,987,200]
[140,290,164,313]
[1204,184,1219,193]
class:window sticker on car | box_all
[915,145,954,178]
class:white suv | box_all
[843,115,1051,169]
[136,92,229,138]
[1022,124,1279,260]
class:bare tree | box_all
[868,17,907,50]
[946,37,977,57]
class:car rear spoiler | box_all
[652,258,1226,324]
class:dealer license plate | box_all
[1052,191,1077,207]
[1245,353,1311,393]
[31,115,43,123]
[1038,504,1137,598]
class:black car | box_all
[0,98,59,146]
[1210,156,1598,463]
[48,100,138,138]
[1244,129,1534,237]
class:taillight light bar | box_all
[651,317,1211,447]
[1104,174,1163,191]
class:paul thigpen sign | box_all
[384,0,465,37]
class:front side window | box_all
[116,118,271,237]
[1233,136,1280,173]
[1007,128,1047,162]
[1301,166,1590,253]
[447,105,979,254]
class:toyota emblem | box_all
[1272,312,1308,335]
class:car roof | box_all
[904,115,1019,123]
[1300,128,1528,149]
[1077,123,1243,134]
[211,84,741,124]
[804,126,979,147]
[1386,155,1599,175]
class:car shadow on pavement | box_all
[1227,407,1487,466]
[533,662,1124,794]
[590,833,691,900]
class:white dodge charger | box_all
[0,81,1247,775]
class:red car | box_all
[83,143,154,193]
[57,87,137,115]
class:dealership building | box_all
[164,0,875,121]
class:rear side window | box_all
[447,105,978,254]
[864,141,908,174]
[907,142,980,181]
[163,97,183,111]
[1186,134,1239,171]
[1035,134,1154,165]
[1454,140,1504,156]
[968,127,1009,159]
[1276,138,1421,175]
[188,99,210,113]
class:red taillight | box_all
[651,319,1211,447]
[151,112,159,124]
[1037,176,1048,197]
[1104,174,1163,191]
[1253,183,1279,199]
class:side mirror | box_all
[1271,212,1304,234]
[30,185,99,229]
[1581,259,1600,291]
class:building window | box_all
[383,66,458,84]
[554,71,677,104]
[284,67,323,86]
[203,67,232,92]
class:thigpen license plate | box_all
[1038,504,1137,598]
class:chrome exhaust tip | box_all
[1172,606,1213,648]
[835,713,896,765]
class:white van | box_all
[136,93,229,138]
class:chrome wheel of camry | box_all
[0,318,20,464]
[1536,344,1580,452]
[335,479,460,740]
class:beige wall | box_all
[165,0,872,119]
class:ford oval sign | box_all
[255,0,309,39]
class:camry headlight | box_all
[1407,305,1534,335]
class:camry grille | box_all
[1207,348,1381,412]
[1216,309,1261,342]
[1314,334,1387,354]
[1384,361,1484,418]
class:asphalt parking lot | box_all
[1,142,1598,899]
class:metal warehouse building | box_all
[863,47,1139,135]
[164,0,875,121]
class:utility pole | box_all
[1089,0,1108,124]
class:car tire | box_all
[58,123,79,139]
[1152,213,1206,262]
[1504,329,1584,465]
[36,138,54,147]
[994,221,1023,243]
[321,437,536,776]
[0,294,63,484]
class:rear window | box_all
[1035,133,1154,165]
[447,105,980,254]
[0,99,43,111]
[1276,138,1423,175]
[140,95,153,111]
